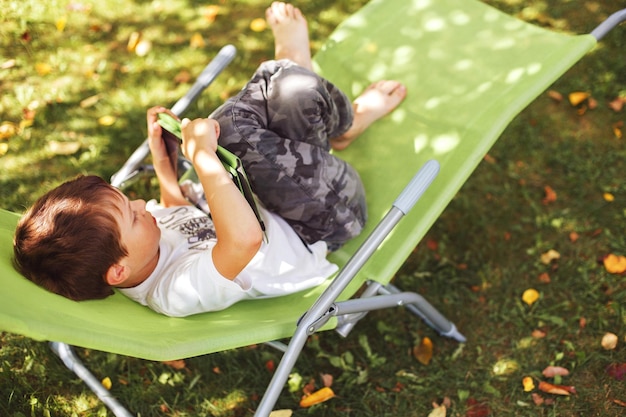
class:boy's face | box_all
[112,191,161,286]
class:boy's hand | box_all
[146,106,179,162]
[180,117,221,164]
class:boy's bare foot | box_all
[331,81,407,151]
[265,2,313,71]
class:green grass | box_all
[1,0,626,416]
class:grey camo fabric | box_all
[210,59,366,250]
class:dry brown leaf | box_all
[413,337,433,365]
[542,366,570,378]
[162,359,186,370]
[547,90,563,102]
[531,392,545,405]
[569,232,579,243]
[542,185,557,204]
[320,373,333,387]
[608,97,625,112]
[538,381,576,396]
[538,272,551,284]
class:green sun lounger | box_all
[1,0,624,415]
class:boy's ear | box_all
[105,263,130,286]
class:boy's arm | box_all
[146,106,189,207]
[181,117,263,279]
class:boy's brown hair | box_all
[13,175,128,301]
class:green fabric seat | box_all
[0,0,596,362]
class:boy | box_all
[13,2,406,316]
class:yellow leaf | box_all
[269,411,293,417]
[203,5,221,23]
[604,254,626,274]
[540,249,560,265]
[492,358,519,376]
[56,16,67,32]
[190,33,205,49]
[127,31,141,52]
[603,192,615,202]
[101,377,112,390]
[568,92,590,106]
[413,337,433,365]
[0,122,17,140]
[98,115,116,126]
[299,387,334,408]
[0,142,8,156]
[35,62,52,75]
[250,18,267,32]
[522,376,535,392]
[522,288,540,306]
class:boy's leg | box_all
[213,60,366,250]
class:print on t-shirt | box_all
[157,206,216,250]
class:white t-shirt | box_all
[119,202,338,317]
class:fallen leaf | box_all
[608,97,625,112]
[613,398,626,407]
[547,90,563,102]
[48,140,81,155]
[1,59,16,69]
[603,254,626,274]
[538,272,551,284]
[542,185,557,204]
[493,358,519,376]
[190,33,205,49]
[250,18,267,32]
[538,381,576,396]
[56,16,67,32]
[531,393,544,405]
[299,387,334,408]
[320,373,333,387]
[522,376,535,392]
[162,359,186,370]
[568,91,590,106]
[532,329,546,338]
[269,410,293,417]
[101,376,112,390]
[98,115,116,126]
[0,142,9,156]
[601,332,618,350]
[465,398,491,417]
[587,97,598,109]
[127,31,141,52]
[604,192,615,202]
[203,5,221,23]
[265,359,275,373]
[542,366,569,378]
[569,232,579,243]
[606,363,626,381]
[522,288,540,306]
[427,404,446,417]
[413,337,433,365]
[540,249,560,265]
[0,122,17,140]
[35,62,52,75]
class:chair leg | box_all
[49,342,135,417]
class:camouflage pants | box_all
[210,60,366,250]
